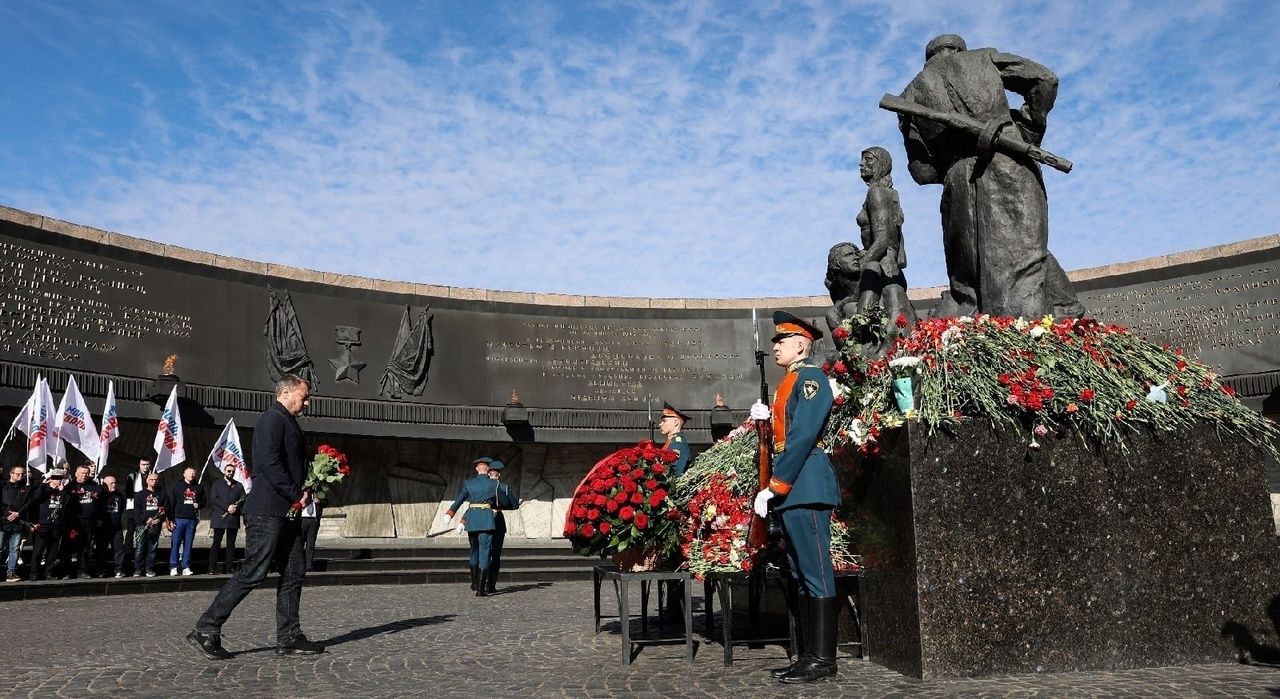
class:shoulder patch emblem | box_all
[802,380,819,400]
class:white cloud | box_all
[3,0,1277,299]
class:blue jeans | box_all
[2,531,22,574]
[169,518,197,570]
[195,515,307,643]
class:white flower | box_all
[1014,317,1030,331]
[940,326,962,350]
[888,356,922,369]
[848,419,868,445]
[958,315,974,324]
[828,377,846,397]
[1029,325,1046,338]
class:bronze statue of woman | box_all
[855,146,915,337]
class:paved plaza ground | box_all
[1,580,1276,698]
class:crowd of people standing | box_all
[0,456,262,581]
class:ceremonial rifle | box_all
[879,93,1074,174]
[747,309,772,550]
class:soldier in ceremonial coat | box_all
[443,456,502,597]
[751,311,841,683]
[485,460,520,594]
[658,402,692,477]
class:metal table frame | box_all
[592,565,694,666]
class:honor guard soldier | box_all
[485,460,520,594]
[750,311,841,683]
[442,457,503,597]
[658,402,692,477]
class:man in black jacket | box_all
[66,464,102,579]
[189,374,322,659]
[207,464,245,574]
[22,469,71,580]
[2,465,29,581]
[96,476,127,578]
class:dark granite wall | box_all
[858,422,1279,678]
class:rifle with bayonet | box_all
[747,310,772,550]
[879,93,1073,174]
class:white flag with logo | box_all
[17,377,56,472]
[98,380,120,469]
[54,375,101,466]
[206,419,251,493]
[153,386,186,473]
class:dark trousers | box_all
[95,526,125,574]
[134,525,160,574]
[71,520,95,575]
[490,516,506,571]
[779,506,836,598]
[31,527,62,578]
[124,514,138,557]
[209,527,239,572]
[195,515,306,643]
[467,531,493,571]
[300,517,319,571]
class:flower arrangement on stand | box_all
[671,421,859,580]
[289,444,350,515]
[823,308,1280,459]
[563,441,682,570]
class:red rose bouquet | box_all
[290,444,350,514]
[564,441,682,563]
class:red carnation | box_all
[833,361,847,375]
[834,395,845,406]
[644,479,658,491]
[1223,385,1236,397]
[580,523,596,538]
[833,326,850,340]
[572,506,587,519]
[622,479,637,493]
[619,506,635,522]
[598,522,611,535]
[634,513,650,530]
[1125,399,1138,410]
[666,509,681,520]
[648,492,665,508]
[630,469,645,480]
[895,313,907,328]
[1079,388,1095,402]
[1175,359,1187,371]
[563,523,575,537]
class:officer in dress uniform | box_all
[442,457,503,597]
[658,402,692,477]
[484,460,520,594]
[750,311,841,684]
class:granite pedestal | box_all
[857,421,1279,678]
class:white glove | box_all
[749,400,771,421]
[437,510,453,525]
[753,489,775,518]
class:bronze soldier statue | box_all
[888,34,1083,320]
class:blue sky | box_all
[2,1,1277,298]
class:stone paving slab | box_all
[0,580,1275,698]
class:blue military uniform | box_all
[447,458,504,597]
[765,311,841,683]
[485,460,521,594]
[660,402,693,477]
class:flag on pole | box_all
[17,377,56,472]
[204,419,251,492]
[153,386,186,473]
[53,375,101,466]
[98,380,120,471]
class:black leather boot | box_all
[770,591,809,678]
[469,565,479,591]
[486,562,498,594]
[476,570,489,597]
[781,596,839,683]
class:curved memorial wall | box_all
[1,205,1277,539]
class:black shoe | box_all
[486,565,498,594]
[276,634,326,655]
[780,597,839,684]
[186,631,232,660]
[771,593,810,678]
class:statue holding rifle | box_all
[884,34,1083,320]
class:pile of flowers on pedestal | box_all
[670,421,859,580]
[564,441,682,568]
[824,309,1280,458]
